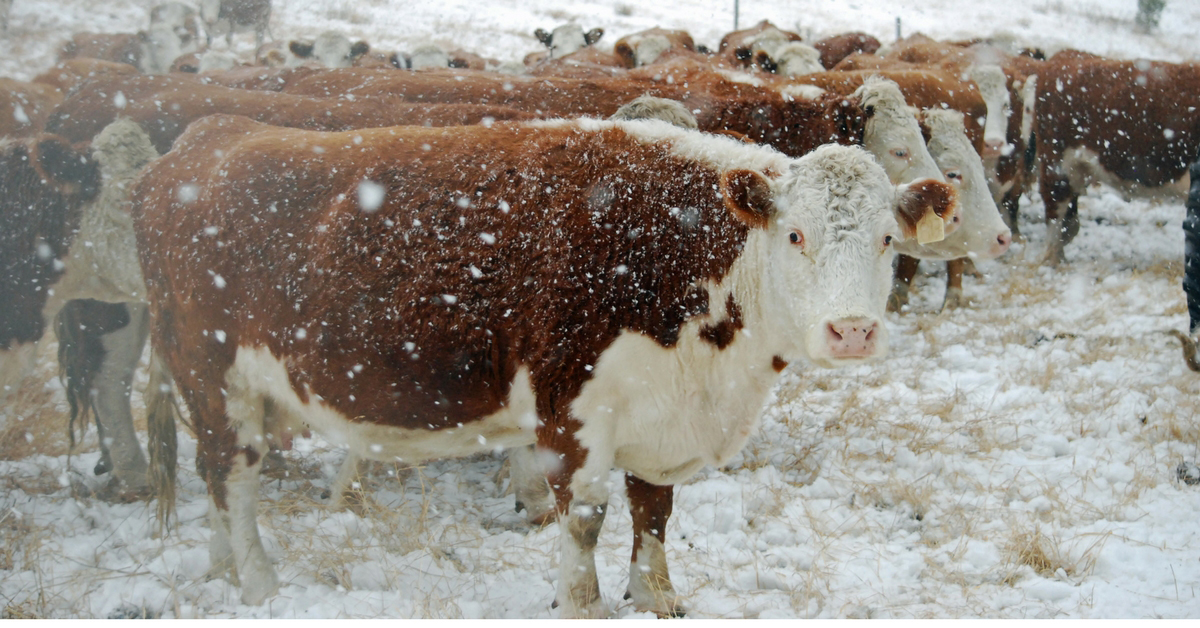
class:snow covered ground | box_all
[3,0,1200,619]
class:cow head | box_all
[853,76,959,234]
[409,44,450,70]
[898,109,1011,261]
[767,42,823,77]
[724,144,955,367]
[967,64,1013,157]
[288,31,370,68]
[534,24,604,60]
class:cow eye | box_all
[789,231,804,246]
[883,234,894,247]
[891,148,908,159]
[945,170,963,182]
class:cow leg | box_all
[329,451,365,511]
[1039,163,1075,266]
[92,303,151,489]
[509,445,555,525]
[206,493,237,583]
[888,254,920,313]
[1001,184,1024,242]
[624,474,683,616]
[941,259,966,311]
[546,428,614,618]
[210,387,279,605]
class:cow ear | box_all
[721,169,774,228]
[534,28,552,47]
[864,103,875,118]
[350,41,370,59]
[289,40,315,58]
[754,50,778,73]
[584,28,605,46]
[614,42,635,67]
[893,179,957,243]
[697,44,712,55]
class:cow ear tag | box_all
[916,211,945,244]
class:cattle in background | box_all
[57,24,193,74]
[200,0,271,48]
[32,58,140,92]
[0,121,176,511]
[45,74,534,153]
[613,27,698,68]
[149,2,204,54]
[134,113,954,612]
[891,108,1012,311]
[530,23,605,61]
[717,19,803,69]
[813,31,881,69]
[1032,57,1200,264]
[255,31,369,68]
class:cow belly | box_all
[227,347,538,464]
[1063,146,1191,202]
[572,327,778,486]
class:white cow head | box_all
[771,42,824,77]
[534,24,604,60]
[968,64,1012,157]
[409,44,450,70]
[287,31,370,68]
[854,77,956,236]
[896,109,1012,261]
[140,22,190,74]
[728,144,955,367]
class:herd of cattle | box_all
[3,0,1200,617]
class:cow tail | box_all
[54,301,104,455]
[146,350,179,533]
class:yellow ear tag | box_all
[916,211,946,244]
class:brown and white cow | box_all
[58,24,196,75]
[717,19,804,69]
[1033,56,1200,264]
[134,114,954,614]
[813,32,882,70]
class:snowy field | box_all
[3,0,1200,619]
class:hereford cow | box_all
[813,32,882,69]
[891,108,1012,311]
[613,27,697,68]
[45,74,534,153]
[717,19,803,69]
[135,114,954,614]
[1032,56,1200,264]
[57,25,193,74]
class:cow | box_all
[45,74,535,154]
[57,25,193,75]
[255,31,370,68]
[1032,56,1200,265]
[133,113,954,613]
[0,120,176,508]
[717,19,804,70]
[890,108,1012,311]
[31,58,140,93]
[612,27,698,68]
[149,2,204,54]
[200,0,271,48]
[531,23,605,61]
[813,32,882,69]
[1172,155,1200,371]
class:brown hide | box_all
[786,69,987,153]
[32,58,140,93]
[133,114,757,499]
[0,135,100,349]
[197,65,323,91]
[0,78,63,138]
[813,32,881,69]
[45,74,534,152]
[58,32,143,69]
[283,67,867,158]
[1034,57,1200,208]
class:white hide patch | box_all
[224,347,539,465]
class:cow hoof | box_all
[940,289,964,311]
[886,291,908,313]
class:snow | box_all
[3,0,1200,620]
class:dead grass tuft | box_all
[1003,524,1108,583]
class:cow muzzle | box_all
[824,317,882,360]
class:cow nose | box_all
[825,317,880,359]
[991,230,1012,256]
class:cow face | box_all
[968,64,1013,157]
[535,24,604,60]
[899,109,1011,261]
[854,78,954,227]
[728,144,918,367]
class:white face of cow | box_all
[140,23,187,74]
[734,144,905,368]
[548,24,586,59]
[774,42,824,77]
[896,109,1012,260]
[854,78,953,220]
[968,64,1012,157]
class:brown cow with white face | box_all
[1033,56,1200,265]
[134,114,954,614]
